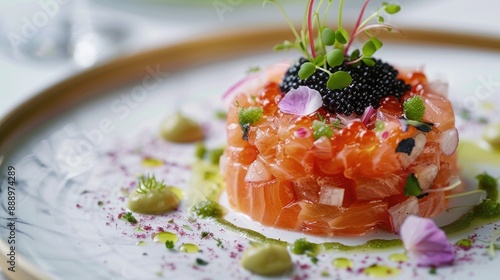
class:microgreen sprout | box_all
[403,96,425,121]
[135,174,167,195]
[267,0,402,90]
[121,212,138,224]
[215,237,224,248]
[237,105,263,140]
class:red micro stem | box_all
[308,0,316,58]
[344,0,371,55]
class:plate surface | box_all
[1,28,500,280]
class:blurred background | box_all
[0,0,498,121]
[0,0,497,278]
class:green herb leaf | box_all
[384,4,401,14]
[327,71,352,90]
[321,28,336,46]
[214,237,224,248]
[165,240,175,250]
[377,16,385,23]
[135,175,167,195]
[326,49,344,67]
[121,212,138,224]
[362,57,376,67]
[196,258,209,266]
[298,62,316,79]
[362,40,377,57]
[312,120,334,140]
[246,66,261,74]
[238,106,263,140]
[404,173,423,196]
[350,49,361,61]
[403,96,426,121]
[335,30,347,44]
[429,267,437,275]
[314,54,325,67]
[201,231,211,238]
[370,37,383,50]
[273,40,294,51]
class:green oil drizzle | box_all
[457,140,500,166]
[141,157,164,167]
[179,243,200,253]
[388,253,408,262]
[363,265,401,277]
[332,257,354,269]
[152,231,178,244]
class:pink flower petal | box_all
[278,86,322,116]
[400,215,455,267]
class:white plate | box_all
[1,28,500,280]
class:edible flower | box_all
[278,86,322,116]
[400,215,454,267]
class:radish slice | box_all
[388,196,419,234]
[245,160,273,182]
[412,164,439,190]
[319,186,345,206]
[409,133,427,162]
[222,73,259,101]
[360,106,375,125]
[337,114,359,125]
[440,128,459,155]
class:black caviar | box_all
[280,58,411,116]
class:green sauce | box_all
[152,231,178,244]
[141,157,164,167]
[179,243,200,253]
[213,217,288,246]
[191,200,224,219]
[363,265,400,277]
[322,239,402,251]
[332,257,354,269]
[388,253,408,262]
[440,169,500,235]
[160,112,204,143]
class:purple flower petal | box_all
[278,86,322,116]
[400,215,455,267]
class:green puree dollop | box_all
[191,200,224,219]
[128,175,181,215]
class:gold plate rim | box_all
[1,27,500,280]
